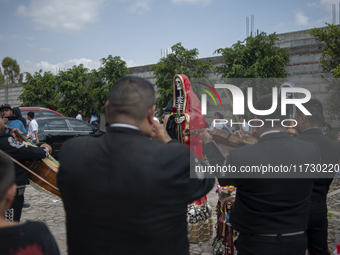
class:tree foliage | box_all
[214,32,290,117]
[310,23,340,73]
[215,32,289,79]
[151,43,212,112]
[309,23,340,121]
[89,55,129,114]
[1,57,23,83]
[19,55,129,118]
[19,70,58,109]
[56,64,93,117]
[0,72,4,85]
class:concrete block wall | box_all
[0,84,22,107]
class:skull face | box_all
[227,201,232,210]
[187,208,196,217]
[175,77,182,90]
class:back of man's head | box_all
[108,76,155,124]
[0,153,15,204]
[254,94,287,128]
[296,98,324,128]
[27,111,34,119]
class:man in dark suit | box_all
[57,76,214,255]
[0,118,51,222]
[200,94,320,255]
[294,99,340,255]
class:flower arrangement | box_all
[217,184,236,201]
[171,107,184,118]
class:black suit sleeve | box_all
[0,134,47,161]
[205,142,238,187]
[187,178,214,203]
[187,148,215,203]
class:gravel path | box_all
[20,179,340,255]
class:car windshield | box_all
[68,119,93,132]
[42,119,69,131]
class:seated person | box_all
[210,112,230,131]
[233,115,250,132]
[0,152,60,255]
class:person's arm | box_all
[34,130,39,144]
[4,132,50,161]
[6,116,17,121]
[32,120,39,144]
[19,121,27,135]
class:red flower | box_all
[171,107,177,113]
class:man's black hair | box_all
[27,111,35,119]
[214,112,224,119]
[0,153,15,203]
[108,76,155,122]
[296,98,324,127]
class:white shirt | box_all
[90,114,98,123]
[28,119,39,140]
[110,123,139,130]
[210,120,229,131]
[76,114,82,120]
[243,122,250,132]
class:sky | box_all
[0,0,339,77]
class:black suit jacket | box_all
[296,128,340,201]
[206,132,320,234]
[57,127,214,255]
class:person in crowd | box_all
[294,99,340,255]
[0,118,52,222]
[234,115,250,132]
[6,107,27,128]
[88,109,100,127]
[7,107,30,208]
[27,112,39,144]
[0,104,26,135]
[200,94,320,255]
[76,110,82,120]
[0,152,60,254]
[210,112,230,131]
[57,76,213,255]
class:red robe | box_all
[172,74,206,205]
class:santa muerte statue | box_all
[164,74,213,243]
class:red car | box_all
[20,107,65,120]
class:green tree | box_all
[0,70,4,85]
[310,23,340,73]
[56,64,93,117]
[215,32,289,78]
[151,43,212,112]
[89,55,129,114]
[309,23,340,121]
[19,70,58,109]
[1,57,23,83]
[214,32,290,112]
